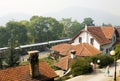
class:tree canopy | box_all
[83,17,95,26]
[0,16,95,47]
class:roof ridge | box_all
[83,43,92,56]
[79,43,84,56]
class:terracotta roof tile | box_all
[52,43,101,57]
[54,43,101,70]
[51,43,73,56]
[55,55,74,70]
[88,27,111,45]
[74,43,101,56]
[0,62,57,81]
[101,26,114,39]
[72,26,113,45]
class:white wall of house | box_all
[72,31,100,50]
[72,29,117,54]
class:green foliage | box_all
[102,23,112,26]
[30,16,63,43]
[71,58,93,76]
[20,56,58,70]
[19,61,29,65]
[6,21,28,46]
[5,38,20,67]
[83,17,95,26]
[60,18,83,38]
[0,26,8,47]
[87,54,114,68]
[115,44,120,59]
[0,16,95,48]
[39,56,58,70]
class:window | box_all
[90,38,94,45]
[106,49,109,54]
[79,37,82,43]
[100,47,104,51]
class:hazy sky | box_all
[0,0,120,26]
[0,0,120,17]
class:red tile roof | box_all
[75,43,101,56]
[0,62,58,81]
[72,26,114,45]
[51,43,73,56]
[88,27,111,45]
[101,26,115,39]
[52,43,101,57]
[54,43,101,70]
[55,55,74,70]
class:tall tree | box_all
[60,18,83,38]
[30,16,63,43]
[5,35,20,67]
[6,21,28,46]
[69,20,84,37]
[0,26,8,47]
[102,23,112,26]
[83,17,95,26]
[60,18,72,37]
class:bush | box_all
[71,58,93,77]
[86,54,114,68]
[97,54,114,68]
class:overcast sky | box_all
[0,0,120,16]
[0,0,120,25]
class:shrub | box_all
[71,58,93,77]
[97,54,114,68]
[115,44,120,59]
[87,54,114,68]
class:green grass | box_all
[19,61,29,65]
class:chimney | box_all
[85,24,88,31]
[71,50,76,59]
[28,50,40,78]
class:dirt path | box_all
[66,60,120,81]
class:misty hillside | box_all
[0,6,120,26]
[44,6,120,26]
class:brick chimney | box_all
[71,50,76,59]
[28,50,40,78]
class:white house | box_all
[72,25,116,54]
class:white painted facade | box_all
[72,31,100,50]
[72,29,116,54]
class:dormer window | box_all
[79,37,82,43]
[90,38,94,45]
